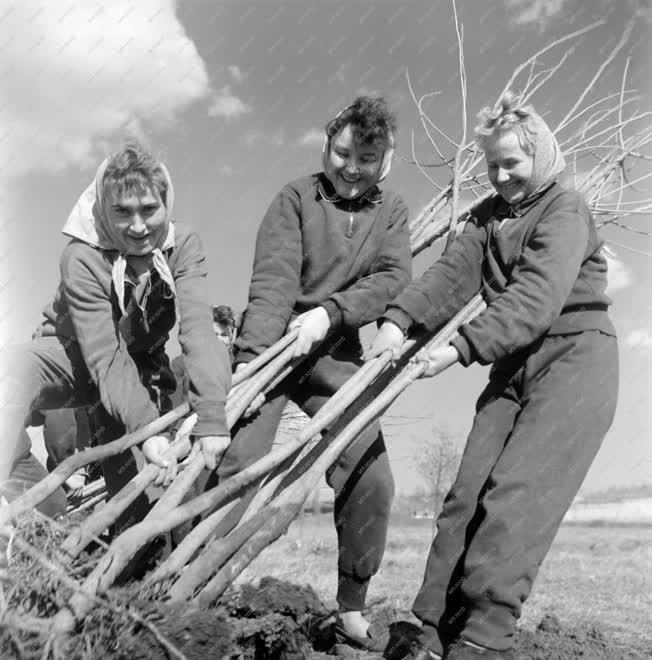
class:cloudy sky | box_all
[1,0,650,494]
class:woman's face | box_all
[484,130,534,205]
[104,186,168,255]
[325,123,385,199]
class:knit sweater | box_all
[235,173,412,363]
[39,224,231,436]
[384,183,616,366]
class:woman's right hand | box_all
[365,321,405,363]
[142,434,177,487]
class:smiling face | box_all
[484,130,534,205]
[324,123,385,199]
[104,186,168,255]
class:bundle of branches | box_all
[2,9,649,657]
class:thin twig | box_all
[411,130,443,190]
[446,0,467,248]
[555,19,635,132]
[499,20,605,101]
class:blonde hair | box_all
[474,91,538,155]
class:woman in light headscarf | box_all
[1,144,231,533]
[368,93,618,659]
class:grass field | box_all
[236,513,652,650]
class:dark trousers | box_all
[414,331,619,653]
[213,336,395,610]
[0,336,168,531]
[43,407,93,472]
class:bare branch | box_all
[605,239,652,257]
[447,0,467,247]
[411,130,444,191]
[556,89,638,133]
[618,57,631,150]
[499,20,605,101]
[555,19,635,133]
[522,46,576,103]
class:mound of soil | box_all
[119,577,333,660]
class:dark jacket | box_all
[39,224,231,436]
[384,183,616,366]
[235,173,413,364]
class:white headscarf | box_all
[62,157,176,317]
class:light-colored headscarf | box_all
[62,158,176,317]
[321,106,395,193]
[521,111,566,202]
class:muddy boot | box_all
[445,640,515,660]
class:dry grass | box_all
[237,513,652,647]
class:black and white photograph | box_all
[0,1,650,658]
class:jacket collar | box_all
[495,181,558,218]
[316,173,383,206]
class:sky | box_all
[1,0,651,495]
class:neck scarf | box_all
[62,158,176,317]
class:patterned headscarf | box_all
[521,111,566,201]
[321,106,395,193]
[62,157,176,317]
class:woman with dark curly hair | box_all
[216,95,412,650]
[369,92,618,659]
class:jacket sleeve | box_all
[60,242,161,434]
[452,196,590,366]
[173,232,232,436]
[322,195,413,329]
[382,216,487,335]
[235,186,303,364]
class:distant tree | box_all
[413,425,463,520]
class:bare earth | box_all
[235,513,652,656]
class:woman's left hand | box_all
[410,344,460,378]
[183,435,231,471]
[289,307,331,358]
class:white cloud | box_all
[297,128,324,148]
[623,329,652,353]
[505,0,568,27]
[227,65,245,84]
[602,245,635,296]
[207,86,252,120]
[218,164,234,175]
[243,129,285,147]
[0,1,211,178]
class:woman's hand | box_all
[184,435,231,470]
[365,321,405,364]
[142,434,177,486]
[289,307,331,358]
[410,344,460,378]
[198,435,231,471]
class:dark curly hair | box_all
[102,142,169,204]
[324,96,397,149]
[212,305,237,329]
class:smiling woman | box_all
[0,143,231,547]
[368,91,619,659]
[102,147,170,257]
[214,95,412,651]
